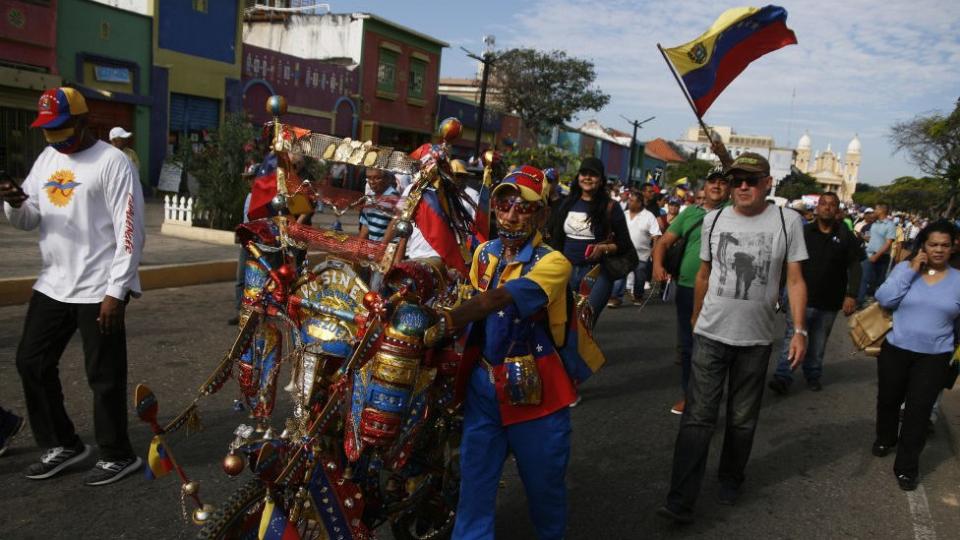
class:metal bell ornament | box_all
[270,194,288,214]
[266,95,288,117]
[192,504,215,525]
[393,219,414,239]
[222,452,245,476]
[438,117,463,143]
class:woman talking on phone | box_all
[873,219,960,491]
[547,157,632,324]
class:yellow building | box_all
[794,132,860,201]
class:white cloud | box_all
[498,0,960,183]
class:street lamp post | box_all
[621,115,655,186]
[463,35,496,160]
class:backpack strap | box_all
[705,206,725,262]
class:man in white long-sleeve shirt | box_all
[0,87,145,486]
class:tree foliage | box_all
[491,48,610,137]
[852,176,948,215]
[666,158,716,186]
[190,112,260,230]
[774,169,822,201]
[505,144,576,174]
[889,99,960,216]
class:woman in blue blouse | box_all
[873,220,960,491]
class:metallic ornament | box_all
[270,194,288,213]
[182,481,199,496]
[266,95,288,116]
[363,291,382,311]
[438,117,463,143]
[393,219,413,239]
[222,452,245,476]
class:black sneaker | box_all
[0,410,25,457]
[84,456,143,486]
[656,504,694,524]
[717,483,740,505]
[25,443,90,479]
[768,377,790,395]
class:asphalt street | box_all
[0,282,959,539]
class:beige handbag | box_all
[848,302,893,356]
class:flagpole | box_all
[656,43,732,167]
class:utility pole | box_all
[463,35,496,160]
[621,115,655,186]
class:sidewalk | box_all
[0,198,362,304]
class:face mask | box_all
[43,126,84,154]
[496,217,536,250]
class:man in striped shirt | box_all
[359,167,399,242]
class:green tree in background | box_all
[666,158,715,186]
[191,113,259,230]
[889,99,960,216]
[774,169,822,201]
[492,49,609,137]
[853,176,947,215]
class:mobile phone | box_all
[0,170,27,201]
[584,244,596,258]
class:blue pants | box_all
[454,366,571,540]
[570,263,613,325]
[774,299,838,383]
[857,255,890,306]
[611,259,651,301]
[675,285,695,392]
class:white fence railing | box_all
[163,195,210,226]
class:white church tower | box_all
[842,135,861,201]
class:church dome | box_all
[847,134,861,154]
[797,132,811,150]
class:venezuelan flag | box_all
[414,189,470,275]
[663,5,797,117]
[144,435,174,480]
[258,496,301,540]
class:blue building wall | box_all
[158,0,238,63]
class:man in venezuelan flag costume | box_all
[425,165,604,539]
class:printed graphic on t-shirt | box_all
[714,232,773,301]
[43,169,81,207]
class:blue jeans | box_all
[774,300,838,383]
[857,255,890,306]
[570,263,613,325]
[611,259,650,300]
[666,335,772,512]
[675,285,695,392]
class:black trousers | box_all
[876,340,951,477]
[15,292,134,460]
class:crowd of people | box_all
[2,87,960,539]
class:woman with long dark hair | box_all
[873,219,960,491]
[547,157,632,323]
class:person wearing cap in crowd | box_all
[666,197,682,225]
[658,152,808,523]
[0,87,145,485]
[108,127,139,171]
[652,170,731,416]
[547,156,633,324]
[424,165,603,540]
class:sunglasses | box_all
[493,195,543,215]
[727,174,766,187]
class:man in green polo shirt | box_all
[652,170,731,415]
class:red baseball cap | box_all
[493,165,548,203]
[31,87,89,129]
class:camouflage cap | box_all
[724,152,770,176]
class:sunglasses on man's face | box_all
[727,174,766,188]
[493,196,542,215]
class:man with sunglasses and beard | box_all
[424,166,602,539]
[0,87,145,486]
[658,153,808,523]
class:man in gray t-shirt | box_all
[659,152,809,524]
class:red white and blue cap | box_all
[493,165,548,203]
[31,87,89,129]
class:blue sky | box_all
[331,0,959,185]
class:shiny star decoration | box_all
[497,310,505,318]
[536,344,543,353]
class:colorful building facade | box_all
[152,0,244,186]
[56,0,152,184]
[0,0,61,178]
[241,44,358,137]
